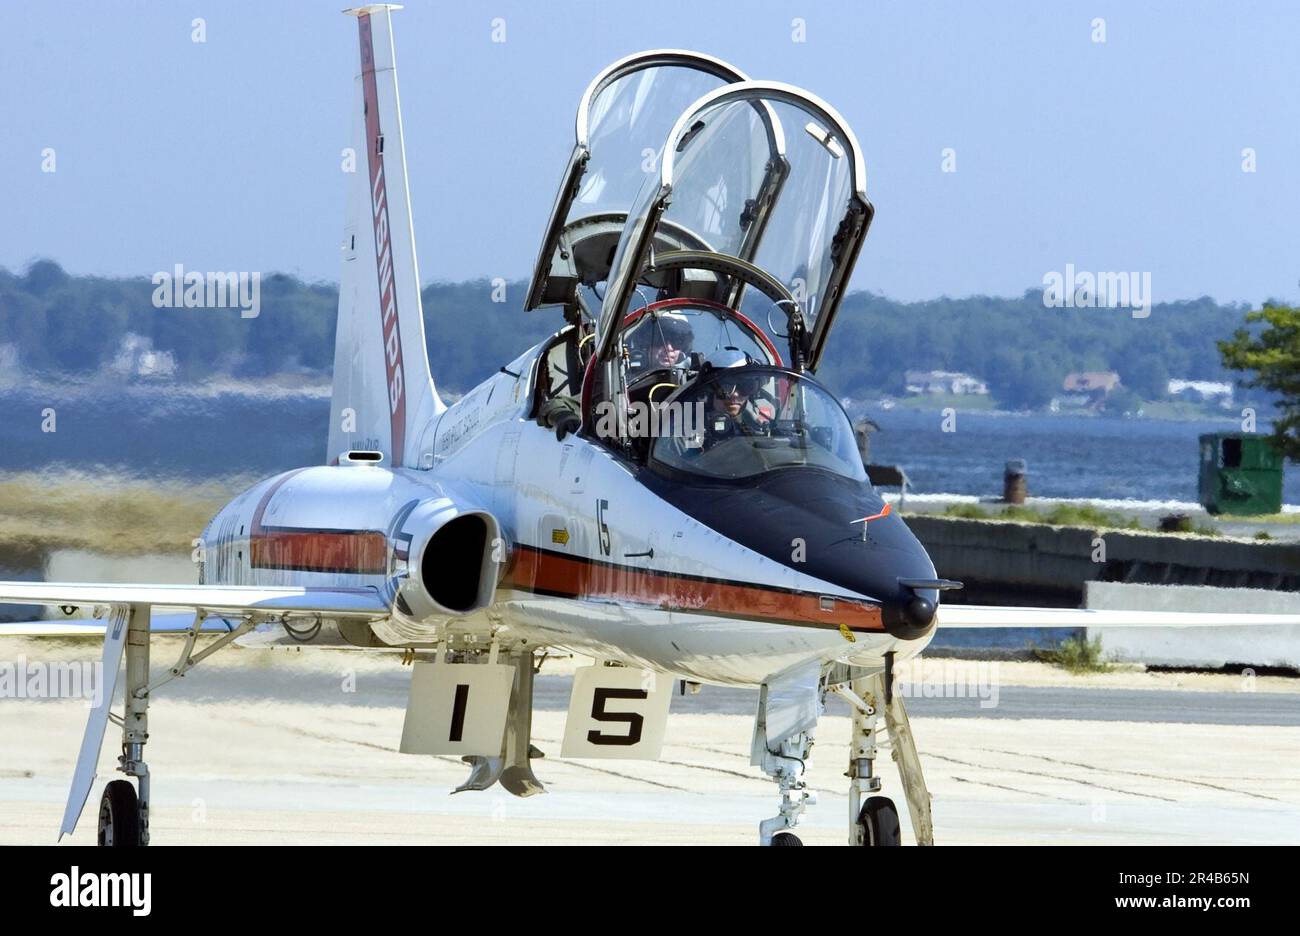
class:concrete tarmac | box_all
[12,652,1294,726]
[1,645,1298,845]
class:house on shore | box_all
[904,370,989,396]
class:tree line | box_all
[819,290,1252,409]
[0,260,1268,410]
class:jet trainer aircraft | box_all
[2,5,1294,846]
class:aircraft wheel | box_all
[857,796,901,846]
[97,780,141,846]
[771,832,803,846]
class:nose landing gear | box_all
[755,728,818,846]
[754,664,933,846]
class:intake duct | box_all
[397,499,505,621]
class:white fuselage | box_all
[202,338,931,687]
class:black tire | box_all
[858,796,902,846]
[771,831,803,846]
[97,780,141,847]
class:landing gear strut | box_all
[835,671,933,846]
[62,603,258,845]
[752,663,821,846]
[107,601,153,846]
[452,649,546,796]
[752,663,933,846]
[755,727,818,846]
[842,675,883,846]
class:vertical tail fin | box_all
[329,4,444,468]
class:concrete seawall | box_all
[1086,582,1300,669]
[907,514,1300,607]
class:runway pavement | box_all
[11,652,1293,726]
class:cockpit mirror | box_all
[803,121,844,159]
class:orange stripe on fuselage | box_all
[504,544,884,632]
[250,528,389,575]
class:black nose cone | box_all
[882,592,938,641]
[905,595,936,629]
[642,468,941,641]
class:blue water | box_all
[858,406,1296,505]
[0,388,1292,505]
[0,387,329,482]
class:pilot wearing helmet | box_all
[630,311,694,373]
[695,349,771,446]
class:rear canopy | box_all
[525,51,748,313]
[596,81,874,372]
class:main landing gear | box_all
[97,779,142,846]
[77,603,153,847]
[857,795,901,846]
[67,604,258,846]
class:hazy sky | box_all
[3,0,1298,305]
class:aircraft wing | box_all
[938,605,1299,628]
[0,612,229,637]
[0,582,390,637]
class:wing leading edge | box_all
[0,581,390,637]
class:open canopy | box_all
[596,81,874,372]
[525,50,748,313]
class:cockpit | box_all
[622,301,776,375]
[526,51,875,478]
[618,298,779,405]
[517,51,948,641]
[651,364,866,483]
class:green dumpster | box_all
[1198,433,1283,515]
